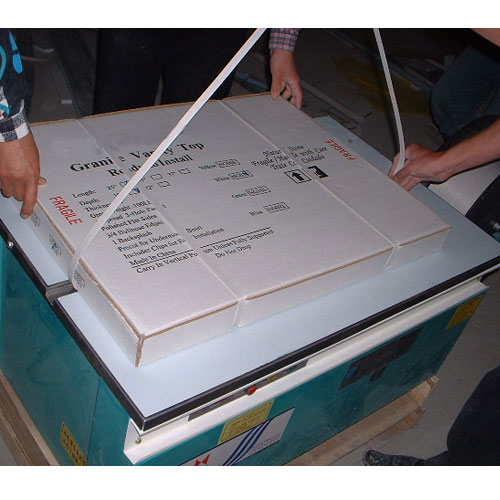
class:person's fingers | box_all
[294,90,303,109]
[281,87,293,101]
[20,181,38,219]
[394,170,420,191]
[390,152,401,177]
[288,81,303,108]
[273,81,303,108]
[14,182,26,201]
[402,178,419,191]
[1,180,14,198]
[270,79,285,99]
[39,177,47,186]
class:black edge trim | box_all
[51,299,147,429]
[3,218,499,432]
[141,256,500,431]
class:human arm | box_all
[269,29,303,108]
[473,28,500,47]
[390,117,500,191]
[0,29,45,218]
[0,131,44,218]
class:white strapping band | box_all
[373,28,406,175]
[69,28,266,288]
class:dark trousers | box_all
[434,366,500,465]
[447,366,500,465]
[93,28,248,114]
[431,42,500,139]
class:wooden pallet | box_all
[287,377,438,466]
[0,369,437,466]
[0,371,58,465]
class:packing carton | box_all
[28,95,451,366]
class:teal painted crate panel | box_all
[87,292,481,466]
[0,247,100,465]
[0,241,485,466]
[242,309,475,466]
[87,381,132,466]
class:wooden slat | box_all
[0,371,59,466]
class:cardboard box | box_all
[27,95,451,366]
[224,96,452,268]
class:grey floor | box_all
[0,28,499,466]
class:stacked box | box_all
[27,95,451,366]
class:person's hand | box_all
[0,132,46,218]
[270,48,303,109]
[390,144,451,191]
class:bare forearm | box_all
[440,117,500,175]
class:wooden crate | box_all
[0,369,437,466]
[0,371,58,465]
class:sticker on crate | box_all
[447,295,484,330]
[219,400,274,444]
[181,408,294,466]
[61,421,87,466]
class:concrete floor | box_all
[0,28,499,466]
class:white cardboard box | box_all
[27,95,451,366]
[224,96,452,268]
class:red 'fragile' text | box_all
[50,196,83,225]
[325,139,356,161]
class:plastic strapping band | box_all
[373,28,406,175]
[69,28,266,289]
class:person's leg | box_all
[93,28,166,114]
[363,450,453,466]
[431,45,500,138]
[446,365,500,465]
[364,366,500,466]
[160,28,248,104]
[485,86,500,116]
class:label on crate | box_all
[61,422,87,466]
[447,295,485,330]
[181,407,294,466]
[219,401,274,444]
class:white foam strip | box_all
[69,28,266,288]
[373,28,406,175]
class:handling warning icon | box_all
[285,169,311,183]
[307,165,329,178]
